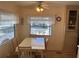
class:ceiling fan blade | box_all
[36,1,49,10]
[42,4,48,7]
[41,4,49,9]
[44,7,49,9]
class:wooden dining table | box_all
[16,38,46,57]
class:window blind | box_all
[0,12,19,25]
[0,11,18,45]
[29,17,55,36]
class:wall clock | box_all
[56,16,61,22]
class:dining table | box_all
[16,37,46,57]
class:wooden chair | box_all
[31,50,44,58]
[18,47,32,58]
[16,41,32,57]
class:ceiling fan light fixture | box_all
[36,1,44,12]
[36,7,40,12]
[40,8,44,11]
[36,6,44,12]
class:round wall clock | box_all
[56,16,61,22]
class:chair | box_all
[16,38,32,58]
[18,47,32,58]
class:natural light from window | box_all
[29,17,55,36]
[0,25,15,45]
[0,12,18,45]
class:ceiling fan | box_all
[36,1,49,12]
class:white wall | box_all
[17,5,67,50]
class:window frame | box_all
[28,17,53,37]
[0,24,16,43]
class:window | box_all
[0,25,15,39]
[29,17,55,36]
[0,11,19,45]
[0,25,15,45]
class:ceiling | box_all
[1,1,79,6]
[13,1,79,6]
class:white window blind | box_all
[0,11,18,45]
[29,17,55,36]
[0,12,19,25]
